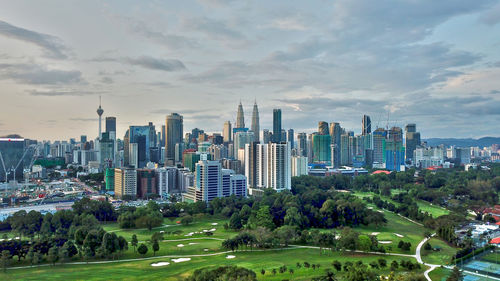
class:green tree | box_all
[255,206,275,230]
[180,215,194,226]
[131,234,138,252]
[332,260,342,271]
[152,240,159,256]
[48,246,59,266]
[138,243,148,256]
[229,212,242,230]
[446,267,463,281]
[27,247,35,266]
[357,235,372,251]
[1,250,11,273]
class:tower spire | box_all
[251,100,260,142]
[97,95,104,140]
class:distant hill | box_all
[424,137,500,148]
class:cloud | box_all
[92,56,186,72]
[181,17,248,47]
[268,17,308,31]
[69,117,98,122]
[124,56,186,71]
[0,20,68,59]
[100,77,113,84]
[0,63,83,85]
[479,2,500,25]
[129,20,199,50]
[28,89,98,96]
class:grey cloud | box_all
[182,17,248,46]
[0,63,82,85]
[0,20,68,59]
[124,56,186,72]
[130,21,199,50]
[479,2,500,25]
[92,56,186,72]
[28,90,97,97]
[69,117,98,122]
[100,77,113,84]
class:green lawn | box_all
[353,198,428,254]
[480,251,500,264]
[353,191,449,218]
[428,267,451,281]
[421,238,458,265]
[1,248,427,281]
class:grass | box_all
[1,248,427,281]
[353,191,450,218]
[421,238,458,265]
[480,251,500,264]
[428,267,451,281]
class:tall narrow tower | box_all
[236,102,245,128]
[97,96,104,140]
[251,101,260,142]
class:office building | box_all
[244,142,259,187]
[373,128,387,165]
[329,122,342,168]
[263,129,272,144]
[312,133,331,164]
[251,101,260,142]
[287,129,294,149]
[405,124,421,163]
[105,168,114,191]
[137,169,157,199]
[114,167,137,199]
[236,102,245,128]
[385,127,405,171]
[165,113,183,166]
[254,142,291,191]
[297,133,307,157]
[272,109,282,143]
[223,121,232,143]
[105,117,116,133]
[318,121,329,135]
[362,115,371,135]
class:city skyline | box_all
[1,1,500,140]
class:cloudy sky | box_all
[1,0,500,141]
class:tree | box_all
[152,240,159,256]
[48,246,59,266]
[229,212,242,230]
[390,260,399,271]
[446,267,463,281]
[378,258,387,268]
[312,269,337,281]
[274,225,297,247]
[180,215,194,226]
[332,260,342,272]
[255,206,275,230]
[357,235,372,252]
[131,234,138,253]
[424,242,432,251]
[59,244,69,264]
[27,247,35,266]
[136,212,163,231]
[1,250,11,273]
[261,269,265,275]
[33,251,42,266]
[138,243,148,256]
[369,261,379,269]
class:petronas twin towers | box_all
[235,101,260,142]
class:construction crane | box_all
[0,151,7,183]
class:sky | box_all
[0,0,500,141]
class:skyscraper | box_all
[318,121,329,135]
[386,127,405,171]
[165,113,183,166]
[251,101,260,142]
[373,128,387,165]
[254,142,291,191]
[223,121,232,143]
[236,102,245,128]
[105,117,116,133]
[362,115,371,135]
[405,124,420,163]
[312,133,331,164]
[287,128,294,149]
[272,109,282,143]
[297,133,307,157]
[96,96,104,139]
[329,122,342,168]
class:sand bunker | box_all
[379,241,392,244]
[177,244,185,248]
[377,210,384,213]
[393,233,404,238]
[188,243,198,245]
[211,223,218,226]
[209,228,216,232]
[371,232,380,236]
[151,262,170,267]
[172,258,191,263]
[226,255,236,259]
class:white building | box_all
[414,147,444,168]
[114,167,137,198]
[291,156,308,177]
[255,142,291,191]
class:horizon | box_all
[1,1,500,140]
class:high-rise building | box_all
[405,124,420,163]
[126,126,153,168]
[318,121,329,135]
[297,133,307,157]
[312,133,331,164]
[165,113,183,166]
[263,129,272,143]
[195,160,222,202]
[254,142,291,191]
[251,101,260,142]
[223,121,232,143]
[291,156,308,177]
[362,115,371,135]
[385,127,405,171]
[236,102,245,128]
[340,133,351,166]
[372,128,387,165]
[114,167,137,199]
[105,168,114,191]
[272,109,282,143]
[244,142,259,187]
[80,135,87,144]
[287,129,294,149]
[105,117,116,133]
[234,131,254,162]
[137,169,157,199]
[100,132,115,167]
[97,96,104,139]
[161,125,166,148]
[329,122,342,168]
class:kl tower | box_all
[97,96,104,140]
